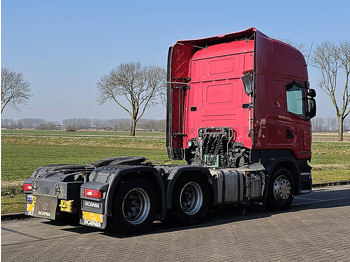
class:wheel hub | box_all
[273,175,291,201]
[122,188,150,225]
[180,182,203,215]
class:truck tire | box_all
[266,167,295,211]
[170,174,210,226]
[108,178,157,234]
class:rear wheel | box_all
[108,178,157,234]
[170,175,210,226]
[266,167,295,211]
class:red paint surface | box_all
[168,28,311,160]
[184,40,254,148]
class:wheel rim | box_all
[122,188,150,225]
[180,182,203,215]
[273,175,292,201]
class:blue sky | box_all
[2,0,350,121]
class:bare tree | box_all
[1,68,32,113]
[1,118,16,129]
[97,62,166,136]
[17,118,46,129]
[62,118,92,130]
[311,117,325,132]
[312,41,350,141]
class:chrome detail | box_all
[210,169,244,205]
[273,175,292,201]
[301,172,312,179]
[245,172,265,201]
[210,169,264,205]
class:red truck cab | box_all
[167,27,316,193]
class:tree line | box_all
[1,118,166,132]
[311,117,350,132]
[2,117,349,133]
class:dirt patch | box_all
[313,132,350,142]
[1,181,24,186]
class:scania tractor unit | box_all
[23,27,316,234]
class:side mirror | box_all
[308,88,316,98]
[306,97,316,119]
[241,72,254,95]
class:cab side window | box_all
[286,82,304,116]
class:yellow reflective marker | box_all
[59,200,75,213]
[82,211,103,223]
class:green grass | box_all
[1,130,350,214]
[312,170,350,184]
[1,137,179,182]
[310,141,350,183]
[1,185,25,214]
[1,194,26,214]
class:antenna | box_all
[307,42,314,65]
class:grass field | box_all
[1,133,173,182]
[310,132,350,184]
[1,130,350,214]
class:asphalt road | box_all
[2,185,350,262]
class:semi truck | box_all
[23,27,316,234]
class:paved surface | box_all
[2,185,350,262]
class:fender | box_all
[256,150,306,199]
[107,166,166,217]
[166,165,218,209]
[87,165,167,217]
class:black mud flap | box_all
[33,195,58,220]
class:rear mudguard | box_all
[164,165,218,209]
[81,165,167,218]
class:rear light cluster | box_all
[84,189,102,199]
[23,184,32,191]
